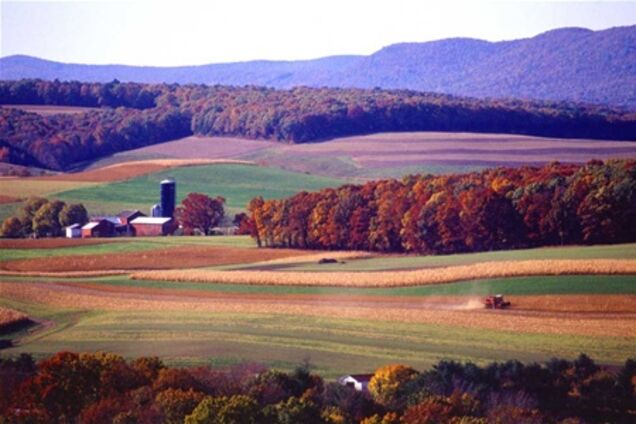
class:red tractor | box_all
[483,294,511,309]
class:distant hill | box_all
[1,26,635,108]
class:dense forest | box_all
[1,79,636,170]
[247,160,636,253]
[1,352,634,423]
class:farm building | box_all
[65,224,81,239]
[130,217,174,236]
[81,219,116,238]
[118,210,145,225]
[338,374,374,391]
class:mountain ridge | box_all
[1,26,635,107]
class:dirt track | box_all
[2,280,635,338]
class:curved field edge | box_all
[4,274,633,296]
[131,259,636,288]
[2,280,634,338]
[1,301,633,376]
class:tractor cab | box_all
[483,294,511,309]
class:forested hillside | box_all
[247,160,636,254]
[1,26,634,107]
[2,79,636,171]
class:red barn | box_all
[81,219,115,238]
[130,217,174,236]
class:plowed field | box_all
[0,246,311,272]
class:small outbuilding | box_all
[338,374,374,392]
[65,223,82,239]
[81,219,116,238]
[130,216,174,237]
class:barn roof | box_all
[130,217,172,225]
[118,209,143,218]
[65,223,81,229]
[82,222,100,230]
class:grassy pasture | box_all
[1,301,633,376]
[53,164,345,216]
[3,274,633,297]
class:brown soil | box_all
[0,246,314,272]
[0,238,116,249]
[0,195,21,204]
[34,159,254,182]
[2,281,634,338]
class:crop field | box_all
[132,259,636,287]
[1,241,635,375]
[97,132,636,179]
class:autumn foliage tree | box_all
[176,192,225,235]
[1,352,634,422]
[368,364,418,409]
[248,159,636,254]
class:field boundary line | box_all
[131,259,636,288]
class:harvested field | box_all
[0,306,31,333]
[0,246,315,272]
[132,259,636,288]
[240,132,636,178]
[0,179,97,198]
[26,159,255,183]
[89,136,278,168]
[1,281,634,338]
[0,195,21,204]
[0,238,116,250]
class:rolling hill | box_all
[2,26,635,107]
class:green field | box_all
[53,164,345,217]
[2,241,635,376]
[2,299,633,377]
[3,274,634,297]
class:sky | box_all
[1,0,635,66]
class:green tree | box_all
[185,395,260,424]
[59,203,88,227]
[32,200,66,237]
[155,388,204,424]
[20,197,48,235]
[0,216,23,238]
[264,396,322,424]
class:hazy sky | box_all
[1,0,635,66]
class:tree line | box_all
[1,351,634,423]
[0,197,88,238]
[247,159,636,253]
[1,79,636,170]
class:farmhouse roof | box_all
[65,223,81,229]
[118,209,143,218]
[348,374,374,381]
[130,217,172,225]
[82,222,100,230]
